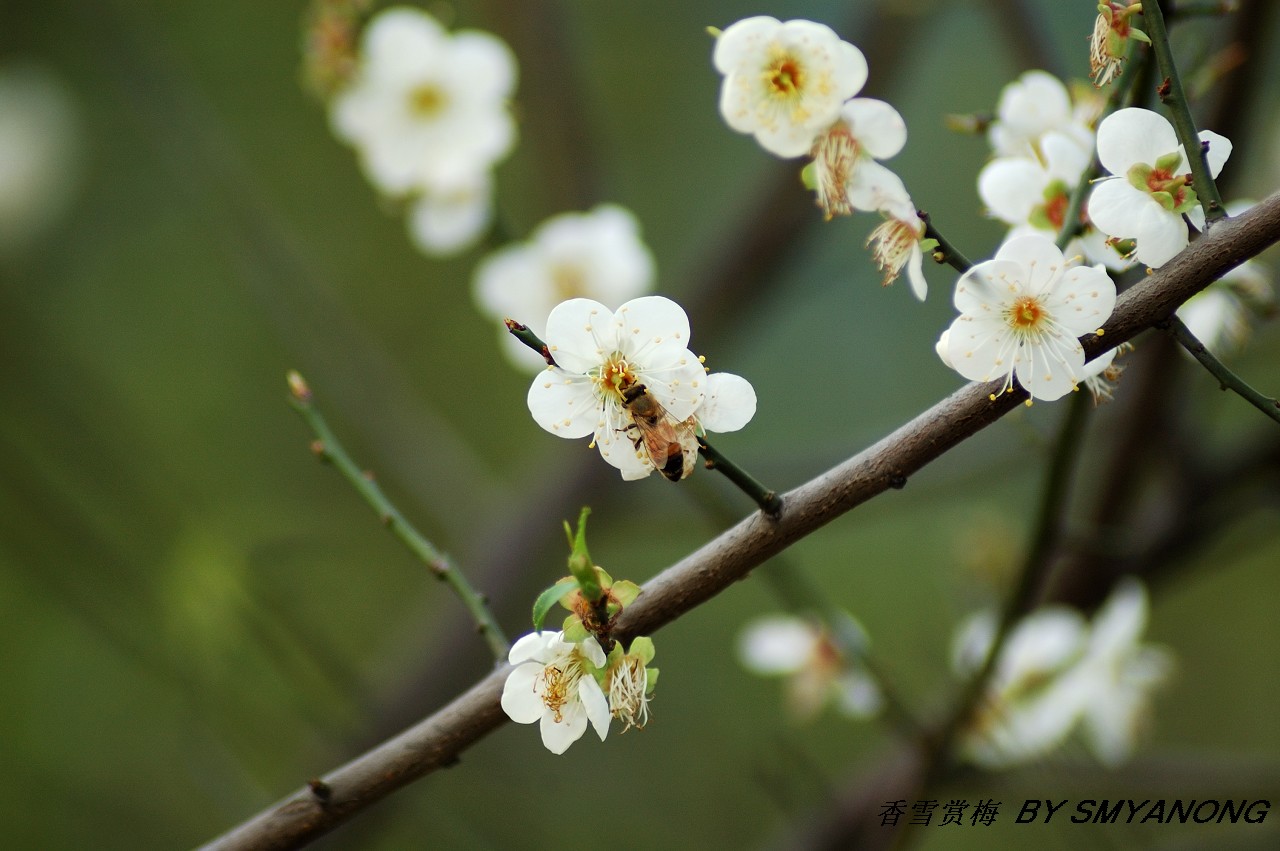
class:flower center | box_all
[595,353,638,403]
[812,124,860,219]
[550,262,588,302]
[1007,295,1048,331]
[766,55,804,97]
[408,83,447,118]
[539,664,570,723]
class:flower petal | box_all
[698,372,757,433]
[579,677,611,741]
[501,663,545,724]
[840,98,906,160]
[527,368,598,439]
[1048,263,1115,336]
[543,297,617,374]
[539,702,588,754]
[979,158,1047,224]
[1198,129,1232,178]
[1097,107,1181,174]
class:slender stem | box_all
[697,437,783,516]
[919,211,973,274]
[915,390,1092,801]
[506,320,783,514]
[286,372,510,660]
[1143,0,1228,223]
[1160,315,1280,425]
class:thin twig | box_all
[286,372,510,660]
[1159,314,1280,424]
[1144,0,1228,223]
[919,211,973,274]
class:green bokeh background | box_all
[3,1,1278,848]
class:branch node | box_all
[307,779,332,804]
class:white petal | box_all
[739,616,816,675]
[1130,207,1190,267]
[595,402,655,480]
[579,677,611,741]
[579,636,607,668]
[613,296,693,365]
[406,178,491,256]
[698,372,756,433]
[905,244,928,301]
[1040,130,1092,183]
[527,369,598,439]
[1016,334,1084,402]
[712,16,781,73]
[500,664,545,724]
[1089,578,1148,656]
[845,160,910,214]
[840,98,906,160]
[1096,108,1180,175]
[1048,263,1116,336]
[508,631,555,665]
[934,328,954,369]
[539,703,588,754]
[1198,129,1232,178]
[979,158,1048,225]
[953,258,1025,314]
[448,31,517,101]
[1087,179,1157,240]
[543,297,617,374]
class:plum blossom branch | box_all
[286,371,509,660]
[919,211,973,273]
[1142,0,1228,223]
[1159,314,1280,425]
[204,194,1280,851]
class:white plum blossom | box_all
[943,235,1116,402]
[475,205,656,370]
[501,630,610,754]
[810,98,908,218]
[979,131,1091,235]
[527,296,756,480]
[713,16,868,158]
[988,70,1097,160]
[865,189,930,301]
[329,7,516,254]
[738,613,882,721]
[1088,107,1232,268]
[952,607,1089,768]
[1066,579,1173,767]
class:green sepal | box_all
[1127,162,1153,191]
[1129,27,1150,45]
[1154,150,1184,174]
[611,580,641,608]
[645,668,659,693]
[532,577,580,632]
[627,635,656,665]
[1171,186,1199,215]
[800,162,817,191]
[1150,190,1175,212]
[561,616,589,643]
[1028,206,1055,231]
[919,237,940,254]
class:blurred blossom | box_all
[810,98,908,219]
[328,6,516,254]
[954,578,1172,769]
[713,16,867,158]
[738,613,882,721]
[474,205,655,371]
[1064,579,1173,767]
[952,607,1088,768]
[0,63,82,256]
[988,70,1097,160]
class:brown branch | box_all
[200,191,1280,851]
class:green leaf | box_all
[532,577,579,632]
[645,668,659,693]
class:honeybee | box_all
[619,381,699,481]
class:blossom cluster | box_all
[712,16,928,299]
[501,630,658,754]
[952,579,1173,769]
[328,6,517,255]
